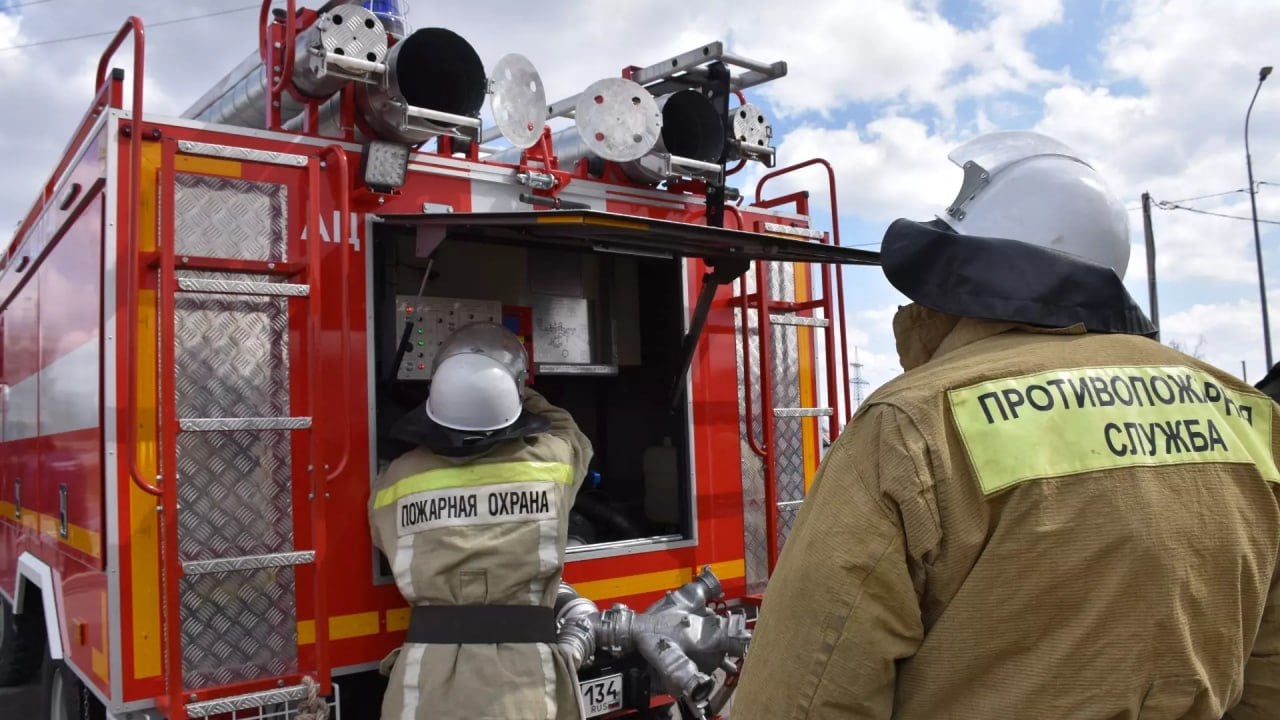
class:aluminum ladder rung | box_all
[182,550,316,576]
[178,277,310,297]
[185,683,314,718]
[769,313,829,328]
[179,417,312,432]
[773,407,834,418]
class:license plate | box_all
[579,673,623,717]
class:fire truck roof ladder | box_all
[733,159,868,584]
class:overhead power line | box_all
[1155,201,1280,226]
[2,0,56,10]
[1162,187,1249,204]
[0,4,258,53]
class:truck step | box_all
[772,407,833,418]
[185,682,333,718]
[182,550,316,576]
[769,313,829,327]
[179,417,312,432]
[178,277,310,297]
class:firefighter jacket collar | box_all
[891,304,1092,371]
[880,217,1156,340]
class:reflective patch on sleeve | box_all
[947,364,1280,495]
[373,460,573,510]
[396,480,556,536]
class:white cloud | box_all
[1033,0,1280,287]
[743,116,960,230]
[1160,298,1272,381]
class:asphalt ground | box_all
[0,677,41,715]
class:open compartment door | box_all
[378,209,882,267]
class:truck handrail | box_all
[260,0,298,95]
[725,205,767,459]
[320,144,352,483]
[754,158,853,425]
[103,17,163,497]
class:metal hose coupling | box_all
[555,568,752,714]
[555,581,600,670]
[635,633,716,706]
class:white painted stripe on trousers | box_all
[2,337,100,442]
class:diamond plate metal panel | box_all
[773,417,806,503]
[176,430,295,563]
[180,567,299,689]
[778,503,800,549]
[174,174,288,261]
[769,263,807,558]
[735,285,769,594]
[175,294,291,420]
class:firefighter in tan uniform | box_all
[369,323,593,720]
[733,131,1280,719]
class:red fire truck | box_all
[0,2,878,718]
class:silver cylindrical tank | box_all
[282,26,488,145]
[184,4,388,128]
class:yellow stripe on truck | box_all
[373,461,573,509]
[949,364,1279,496]
[572,560,746,601]
[792,261,819,490]
[130,141,164,680]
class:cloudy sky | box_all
[1,0,1277,400]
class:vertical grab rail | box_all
[259,0,298,130]
[101,17,164,497]
[304,155,331,692]
[320,145,352,483]
[310,144,351,694]
[753,260,780,572]
[727,205,768,460]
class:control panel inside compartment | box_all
[393,296,503,380]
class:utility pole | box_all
[1246,65,1273,368]
[850,347,870,410]
[1142,191,1159,340]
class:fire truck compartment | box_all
[371,222,696,555]
[369,210,877,560]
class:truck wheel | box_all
[0,594,44,686]
[41,655,105,720]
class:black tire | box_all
[0,593,45,687]
[41,653,105,720]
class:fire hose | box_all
[555,566,752,719]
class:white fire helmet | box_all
[425,322,530,433]
[939,131,1131,280]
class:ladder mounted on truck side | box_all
[734,159,861,586]
[103,20,353,718]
